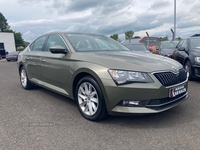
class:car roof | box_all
[42,32,103,37]
[190,36,200,39]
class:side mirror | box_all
[50,45,68,54]
[178,47,185,51]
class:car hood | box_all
[161,48,175,54]
[71,51,182,72]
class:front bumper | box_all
[101,79,188,115]
[111,92,188,114]
[192,64,200,78]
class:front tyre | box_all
[20,66,34,90]
[75,76,107,121]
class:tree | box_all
[0,12,25,48]
[125,30,134,40]
[0,12,10,32]
[158,36,168,41]
[125,30,134,43]
[176,37,182,41]
[133,36,141,39]
[110,34,118,41]
[14,32,25,48]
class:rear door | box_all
[25,36,47,81]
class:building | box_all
[0,32,16,54]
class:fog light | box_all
[119,100,149,107]
[123,100,140,106]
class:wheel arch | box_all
[71,68,108,108]
[183,58,190,67]
[18,62,24,75]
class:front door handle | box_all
[41,59,46,62]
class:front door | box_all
[40,34,71,95]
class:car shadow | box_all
[101,106,189,128]
[32,86,193,129]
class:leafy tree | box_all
[0,12,10,32]
[125,30,134,40]
[176,37,182,41]
[158,36,168,41]
[0,12,25,48]
[17,46,25,51]
[110,34,118,41]
[14,32,25,48]
[133,36,141,39]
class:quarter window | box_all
[30,36,46,51]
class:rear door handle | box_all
[41,59,46,62]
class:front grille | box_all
[153,68,187,87]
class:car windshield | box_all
[65,33,130,52]
[191,38,200,49]
[161,41,179,49]
[124,44,148,51]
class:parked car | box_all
[139,37,160,54]
[172,37,200,80]
[0,50,7,59]
[122,39,159,54]
[6,51,20,61]
[17,32,188,121]
[123,43,149,52]
[159,41,180,58]
[148,44,160,54]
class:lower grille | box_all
[153,68,187,87]
[146,92,187,110]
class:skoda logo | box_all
[172,66,179,74]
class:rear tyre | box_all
[184,61,193,80]
[75,76,107,121]
[20,66,34,90]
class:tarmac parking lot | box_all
[0,59,200,150]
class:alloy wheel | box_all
[21,68,27,88]
[77,82,99,116]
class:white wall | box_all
[0,32,16,53]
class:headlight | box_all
[108,69,153,85]
[195,57,200,63]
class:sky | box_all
[0,0,200,42]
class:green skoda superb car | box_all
[17,32,188,121]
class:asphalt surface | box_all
[0,59,200,150]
